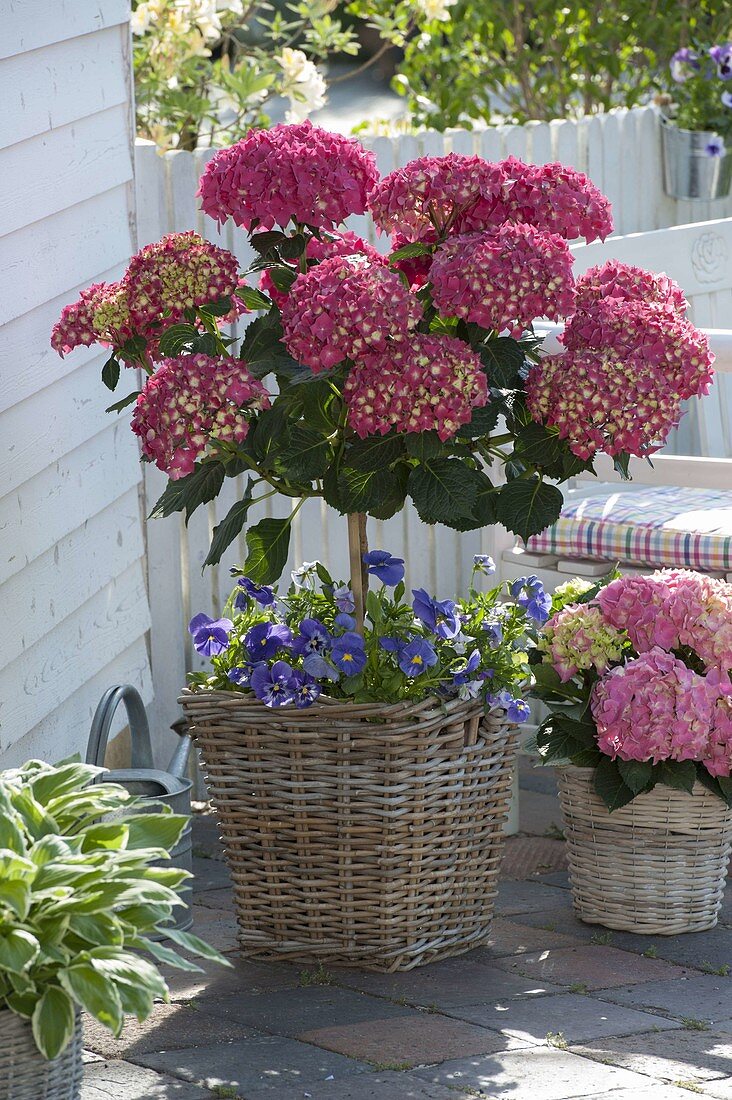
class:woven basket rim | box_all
[179,686,506,721]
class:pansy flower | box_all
[291,561,319,589]
[509,575,552,625]
[398,637,438,677]
[250,661,295,707]
[482,621,504,648]
[292,619,331,658]
[335,612,356,632]
[473,554,496,576]
[332,584,356,613]
[331,632,367,674]
[235,577,276,609]
[244,621,293,660]
[288,669,322,708]
[412,588,461,639]
[188,613,233,656]
[363,550,405,586]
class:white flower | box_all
[131,2,153,34]
[414,0,457,22]
[291,561,319,590]
[277,48,327,123]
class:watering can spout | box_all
[168,717,193,779]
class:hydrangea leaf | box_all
[594,757,636,812]
[345,434,406,473]
[242,517,292,584]
[408,458,478,525]
[205,484,255,569]
[617,759,655,795]
[496,476,563,540]
[149,461,226,523]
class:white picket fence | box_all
[134,105,732,737]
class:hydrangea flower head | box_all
[131,354,270,478]
[526,347,685,460]
[281,255,421,372]
[51,282,136,357]
[124,232,241,326]
[344,333,488,443]
[573,260,688,317]
[704,671,732,777]
[198,121,378,230]
[539,602,627,682]
[591,648,713,764]
[430,225,575,334]
[458,157,613,243]
[367,153,507,240]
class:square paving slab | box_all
[599,974,732,1023]
[490,944,688,989]
[571,1026,732,1084]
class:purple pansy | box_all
[244,621,293,660]
[379,636,402,653]
[363,550,405,586]
[227,664,256,687]
[291,619,331,658]
[251,661,295,707]
[473,554,496,576]
[710,43,732,79]
[670,46,700,83]
[488,689,531,724]
[288,669,322,708]
[705,136,726,157]
[188,613,233,656]
[235,576,276,610]
[723,91,732,108]
[509,575,552,625]
[412,588,461,640]
[398,637,438,677]
[332,584,356,613]
[335,612,356,632]
[330,631,367,675]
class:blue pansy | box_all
[378,636,401,653]
[303,652,339,680]
[398,637,438,677]
[334,612,356,632]
[288,669,322,708]
[510,575,552,624]
[331,632,367,675]
[227,665,256,686]
[488,689,531,724]
[412,588,461,639]
[363,550,405,586]
[473,554,496,576]
[250,661,295,707]
[244,621,293,660]
[235,576,276,610]
[332,584,356,613]
[188,613,233,656]
[291,619,331,658]
[482,621,503,648]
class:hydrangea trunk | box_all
[347,512,369,634]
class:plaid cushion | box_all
[526,485,732,572]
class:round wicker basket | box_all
[181,689,518,971]
[556,766,732,935]
[0,1007,82,1100]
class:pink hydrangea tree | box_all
[53,120,714,621]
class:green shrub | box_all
[0,759,227,1059]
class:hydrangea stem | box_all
[347,512,369,635]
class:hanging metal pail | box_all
[660,114,732,201]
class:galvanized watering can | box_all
[87,684,193,932]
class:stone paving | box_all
[80,764,732,1099]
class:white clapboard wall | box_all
[0,2,152,768]
[136,107,732,731]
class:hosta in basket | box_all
[180,554,541,970]
[532,570,732,934]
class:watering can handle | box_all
[87,684,155,770]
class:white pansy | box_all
[277,48,327,123]
[415,0,457,22]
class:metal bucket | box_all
[660,114,732,201]
[87,686,193,933]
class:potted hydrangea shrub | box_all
[52,121,714,968]
[658,42,732,199]
[532,570,732,936]
[0,759,226,1100]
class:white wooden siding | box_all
[0,3,152,767]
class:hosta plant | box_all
[52,122,714,602]
[0,759,227,1060]
[531,570,732,811]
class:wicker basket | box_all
[0,1008,82,1100]
[181,689,517,970]
[556,766,732,935]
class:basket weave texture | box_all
[0,1008,82,1100]
[181,690,517,971]
[556,766,732,935]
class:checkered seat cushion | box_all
[526,485,732,572]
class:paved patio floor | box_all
[80,763,732,1099]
